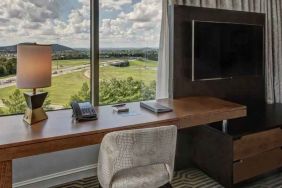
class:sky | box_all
[0,0,162,48]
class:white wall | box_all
[13,145,100,188]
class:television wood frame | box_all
[172,6,266,108]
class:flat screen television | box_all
[192,20,264,81]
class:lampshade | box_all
[17,44,52,89]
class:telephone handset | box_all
[71,101,97,121]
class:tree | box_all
[0,58,16,76]
[0,65,7,76]
[2,89,53,114]
[140,81,156,100]
[0,108,5,115]
[69,78,156,106]
[6,58,16,74]
[2,89,26,114]
[0,57,7,63]
[99,77,156,105]
[69,82,91,105]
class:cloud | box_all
[123,0,162,23]
[99,0,162,48]
[0,0,162,48]
[0,0,58,21]
[0,0,90,48]
[0,18,8,23]
[20,21,41,30]
[100,0,132,10]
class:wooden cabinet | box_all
[188,124,282,188]
[234,127,282,160]
[233,148,282,183]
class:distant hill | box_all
[52,44,75,53]
[0,43,75,53]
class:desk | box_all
[0,97,246,187]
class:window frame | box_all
[91,0,99,106]
[91,0,162,106]
[0,0,161,116]
[0,0,95,117]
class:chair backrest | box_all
[98,125,177,188]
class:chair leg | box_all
[160,183,173,188]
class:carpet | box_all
[52,168,282,188]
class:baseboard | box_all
[13,164,98,188]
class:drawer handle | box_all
[234,159,243,164]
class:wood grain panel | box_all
[233,148,282,184]
[0,97,246,187]
[0,97,245,150]
[179,109,246,129]
[234,128,282,160]
[0,120,179,162]
[191,126,234,188]
[173,6,265,107]
[0,133,105,162]
[0,160,11,188]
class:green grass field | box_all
[100,60,157,84]
[52,59,89,70]
[0,71,89,106]
[128,59,157,67]
[0,58,157,112]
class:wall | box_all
[13,145,100,188]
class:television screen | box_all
[193,21,263,81]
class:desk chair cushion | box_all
[112,164,169,188]
[98,125,177,188]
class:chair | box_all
[97,125,177,188]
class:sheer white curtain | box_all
[157,0,170,99]
[157,0,282,103]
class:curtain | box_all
[157,0,170,99]
[157,0,282,103]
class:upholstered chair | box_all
[97,125,177,188]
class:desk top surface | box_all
[0,97,246,149]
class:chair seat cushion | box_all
[111,164,169,188]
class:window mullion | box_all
[91,0,100,106]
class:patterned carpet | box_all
[53,168,282,188]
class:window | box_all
[98,0,162,105]
[0,0,90,115]
[0,0,163,116]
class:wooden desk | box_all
[0,97,246,187]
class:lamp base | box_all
[23,92,48,125]
[23,107,48,125]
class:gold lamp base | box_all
[23,107,48,125]
[23,92,48,125]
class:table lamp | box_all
[17,44,52,125]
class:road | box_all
[0,62,157,89]
[0,65,90,89]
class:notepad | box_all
[140,101,173,113]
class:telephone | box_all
[71,101,97,121]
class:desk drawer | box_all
[234,127,282,160]
[233,148,282,184]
